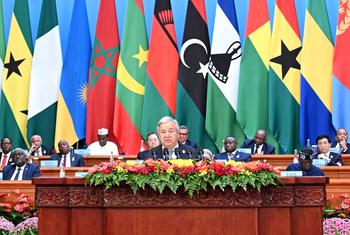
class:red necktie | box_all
[1,154,7,168]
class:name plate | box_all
[40,160,58,168]
[215,160,227,163]
[313,159,327,167]
[238,148,251,154]
[75,172,88,178]
[281,171,303,176]
[330,147,340,153]
[0,172,2,180]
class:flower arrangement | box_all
[324,194,350,219]
[86,159,279,196]
[0,190,38,234]
[323,218,350,235]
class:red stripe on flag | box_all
[191,0,207,24]
[135,0,144,14]
[276,0,300,36]
[245,0,270,37]
[113,98,142,154]
[147,14,178,114]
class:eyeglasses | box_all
[179,133,188,136]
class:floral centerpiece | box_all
[0,190,38,235]
[86,159,279,197]
[323,194,350,234]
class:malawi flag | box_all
[268,0,301,153]
[0,0,5,104]
[86,0,120,144]
[206,0,245,150]
[55,0,91,148]
[237,0,280,152]
[300,0,335,145]
[332,0,350,132]
[0,0,33,148]
[113,0,148,154]
[141,0,178,138]
[176,0,216,151]
[27,0,62,149]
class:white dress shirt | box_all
[87,141,119,155]
[253,144,263,154]
[10,164,26,181]
[60,152,71,167]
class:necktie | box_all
[62,155,67,167]
[169,150,175,159]
[1,154,7,168]
[254,146,258,154]
[14,167,22,180]
[228,153,233,160]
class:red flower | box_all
[210,162,226,176]
[158,160,171,171]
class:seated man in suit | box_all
[28,135,54,156]
[51,140,85,167]
[142,116,196,160]
[87,128,119,155]
[3,148,41,180]
[241,129,275,154]
[331,128,350,154]
[137,132,160,160]
[178,125,198,149]
[215,136,252,162]
[286,148,324,176]
[316,135,343,166]
[0,137,14,169]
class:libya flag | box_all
[27,0,62,149]
[113,0,148,154]
[269,0,301,153]
[0,0,33,148]
[86,0,120,144]
[141,0,178,138]
[237,0,280,152]
[176,0,217,152]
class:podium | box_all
[33,177,328,235]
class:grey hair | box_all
[156,116,179,133]
[13,148,25,154]
[31,135,42,143]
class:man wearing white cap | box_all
[87,128,119,155]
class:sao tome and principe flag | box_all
[0,0,5,104]
[0,0,33,148]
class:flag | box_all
[27,0,62,149]
[0,0,33,148]
[332,0,350,132]
[268,0,301,153]
[141,0,178,138]
[113,0,147,154]
[237,0,280,152]
[0,0,5,104]
[55,0,91,147]
[205,0,245,149]
[176,0,217,151]
[86,0,120,144]
[300,0,335,145]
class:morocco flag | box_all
[86,0,120,144]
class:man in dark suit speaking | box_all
[3,148,41,180]
[141,116,196,160]
[51,140,85,167]
[241,129,275,154]
[215,136,251,162]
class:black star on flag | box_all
[270,41,301,79]
[4,52,25,79]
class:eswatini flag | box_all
[113,0,148,154]
[141,0,179,138]
[86,0,120,144]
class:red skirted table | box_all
[33,177,328,235]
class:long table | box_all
[33,176,328,235]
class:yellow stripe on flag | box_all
[249,22,271,70]
[301,11,333,112]
[270,6,301,103]
[2,16,32,147]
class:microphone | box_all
[151,151,157,160]
[186,151,193,159]
[162,148,169,160]
[174,148,181,159]
[197,150,204,161]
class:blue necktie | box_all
[14,167,22,180]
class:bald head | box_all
[254,129,266,146]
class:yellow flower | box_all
[125,160,138,166]
[240,170,252,176]
[168,159,193,167]
[199,170,207,176]
[166,168,174,174]
[226,160,244,167]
